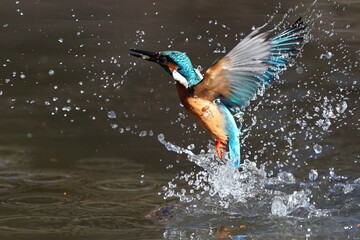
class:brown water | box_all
[0,0,359,239]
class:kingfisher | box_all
[130,18,308,168]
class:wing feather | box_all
[194,18,308,109]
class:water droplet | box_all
[277,172,296,184]
[157,133,165,142]
[107,111,116,119]
[296,66,303,74]
[316,118,331,131]
[187,144,195,150]
[139,131,147,137]
[48,69,55,76]
[313,144,322,154]
[308,169,318,181]
[336,101,347,113]
[166,164,173,169]
[319,51,333,59]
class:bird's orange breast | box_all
[175,83,228,144]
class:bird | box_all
[130,18,308,168]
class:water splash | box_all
[320,51,333,59]
[308,169,318,181]
[156,135,321,216]
[155,136,359,238]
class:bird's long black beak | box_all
[129,49,158,62]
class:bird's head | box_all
[130,49,202,88]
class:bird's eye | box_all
[159,56,167,63]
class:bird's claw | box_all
[215,139,226,160]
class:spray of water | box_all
[147,1,360,223]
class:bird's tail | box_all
[220,103,241,168]
[229,132,240,168]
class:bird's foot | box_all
[215,139,226,160]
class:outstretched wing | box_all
[194,18,308,109]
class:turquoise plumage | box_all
[219,103,240,168]
[130,18,308,168]
[219,18,307,110]
[161,51,202,86]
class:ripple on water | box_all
[0,215,70,233]
[94,177,156,192]
[1,193,76,209]
[0,146,30,167]
[23,172,72,185]
[0,183,17,192]
[79,201,126,211]
[0,170,29,180]
[75,157,143,173]
[75,216,156,233]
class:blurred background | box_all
[0,0,359,239]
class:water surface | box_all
[0,0,359,239]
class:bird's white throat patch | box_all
[172,70,189,88]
